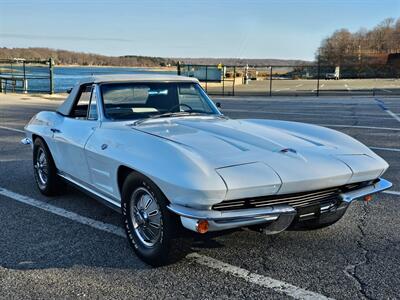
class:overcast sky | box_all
[1,0,398,60]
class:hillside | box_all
[0,47,176,67]
[319,17,400,65]
[0,47,310,67]
[178,57,311,66]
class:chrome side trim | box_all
[340,178,392,203]
[57,172,121,212]
[21,137,32,145]
[168,203,295,221]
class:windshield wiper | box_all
[132,111,205,126]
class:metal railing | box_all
[177,63,400,97]
[0,58,54,94]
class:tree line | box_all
[0,47,177,67]
[319,18,400,66]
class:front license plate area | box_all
[296,204,321,220]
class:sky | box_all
[0,0,398,61]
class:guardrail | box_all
[0,58,54,94]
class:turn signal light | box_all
[196,220,209,234]
[364,195,373,202]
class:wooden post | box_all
[269,66,273,97]
[49,58,54,94]
[205,66,208,92]
[232,66,236,96]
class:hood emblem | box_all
[280,148,297,154]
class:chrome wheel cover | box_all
[129,187,162,247]
[34,148,48,187]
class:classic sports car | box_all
[23,74,392,266]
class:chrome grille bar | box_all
[212,182,367,211]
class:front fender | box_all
[86,126,227,209]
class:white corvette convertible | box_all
[23,74,391,266]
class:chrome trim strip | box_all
[57,172,121,211]
[167,203,295,221]
[21,137,32,145]
[340,178,392,203]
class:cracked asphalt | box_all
[0,93,399,299]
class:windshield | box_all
[100,82,219,120]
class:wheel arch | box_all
[116,165,172,205]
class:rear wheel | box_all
[33,138,62,196]
[121,172,175,266]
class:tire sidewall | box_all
[122,173,172,266]
[33,138,58,195]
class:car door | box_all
[52,84,99,184]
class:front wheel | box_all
[33,138,62,196]
[122,172,175,266]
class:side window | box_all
[71,85,92,119]
[88,88,98,120]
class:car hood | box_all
[133,117,362,160]
[132,116,388,194]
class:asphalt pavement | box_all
[0,93,399,299]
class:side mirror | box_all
[66,88,72,94]
[216,102,221,108]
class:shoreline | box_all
[55,65,177,71]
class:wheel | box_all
[33,138,62,196]
[121,172,175,266]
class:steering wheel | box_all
[169,103,193,112]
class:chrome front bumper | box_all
[168,178,392,233]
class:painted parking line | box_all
[295,84,304,88]
[274,88,291,92]
[374,98,400,123]
[187,253,333,300]
[319,124,400,131]
[344,84,351,91]
[384,190,400,196]
[370,146,400,153]
[0,186,334,299]
[222,109,391,120]
[0,187,125,237]
[375,98,400,122]
[0,125,25,133]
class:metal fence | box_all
[178,63,400,97]
[0,58,54,94]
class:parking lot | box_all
[0,93,399,299]
[204,78,400,97]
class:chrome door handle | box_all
[50,128,61,133]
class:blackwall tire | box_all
[121,172,175,266]
[33,138,62,196]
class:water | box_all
[0,66,176,93]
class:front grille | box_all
[212,182,368,211]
